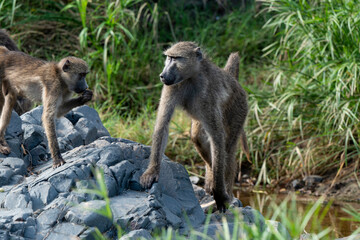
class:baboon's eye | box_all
[170,56,183,61]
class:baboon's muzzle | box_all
[160,73,176,86]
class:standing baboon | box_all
[0,46,93,168]
[140,42,249,212]
[0,29,32,115]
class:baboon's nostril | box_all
[160,74,164,79]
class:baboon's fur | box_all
[0,47,92,168]
[140,41,249,212]
[0,29,33,115]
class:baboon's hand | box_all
[213,190,230,213]
[80,89,93,103]
[140,169,159,189]
[53,158,66,169]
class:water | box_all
[235,190,360,238]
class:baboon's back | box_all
[0,30,19,51]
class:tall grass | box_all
[245,0,360,182]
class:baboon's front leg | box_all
[42,93,64,168]
[140,100,176,188]
[56,89,93,117]
[0,92,16,154]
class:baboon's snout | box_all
[159,72,174,85]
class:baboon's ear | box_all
[62,60,71,72]
[195,47,203,61]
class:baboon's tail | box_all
[240,129,251,163]
[224,52,240,80]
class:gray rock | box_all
[110,161,136,192]
[73,106,110,138]
[5,111,22,138]
[98,145,124,166]
[22,124,46,150]
[4,187,32,209]
[55,117,83,148]
[5,138,23,158]
[241,206,265,230]
[189,176,200,185]
[303,175,323,187]
[20,111,38,125]
[21,106,43,125]
[290,179,304,190]
[104,173,118,197]
[75,118,98,145]
[0,230,9,240]
[29,182,58,210]
[48,174,74,193]
[65,111,83,125]
[0,166,14,186]
[0,208,33,222]
[29,145,49,166]
[120,229,152,240]
[36,208,61,231]
[2,157,27,175]
[9,174,24,185]
[46,222,86,240]
[65,200,112,232]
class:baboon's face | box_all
[61,57,89,93]
[160,56,186,85]
[161,43,202,86]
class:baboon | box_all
[0,29,32,115]
[140,42,250,212]
[0,46,93,168]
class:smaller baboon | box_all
[0,29,33,115]
[140,42,250,212]
[0,46,93,168]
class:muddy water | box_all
[234,190,360,238]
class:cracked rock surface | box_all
[0,106,205,239]
[0,105,293,240]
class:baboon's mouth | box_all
[161,77,177,85]
[75,88,88,94]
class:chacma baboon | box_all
[0,46,93,168]
[0,29,32,115]
[140,42,250,212]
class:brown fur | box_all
[0,47,92,168]
[0,29,33,115]
[140,42,249,212]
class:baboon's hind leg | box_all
[225,128,242,199]
[0,91,16,154]
[191,120,213,194]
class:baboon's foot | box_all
[0,144,10,155]
[0,139,11,155]
[53,158,66,169]
[140,168,159,189]
[213,189,230,213]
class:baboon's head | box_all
[59,57,89,93]
[161,42,203,86]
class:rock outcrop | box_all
[0,106,290,240]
